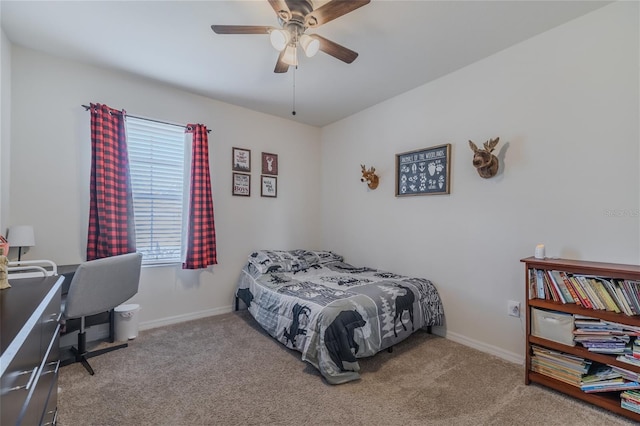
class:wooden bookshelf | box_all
[522,256,640,422]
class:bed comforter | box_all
[235,250,444,384]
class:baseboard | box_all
[138,305,234,331]
[137,307,524,366]
[443,330,525,365]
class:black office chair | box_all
[61,252,142,375]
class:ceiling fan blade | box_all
[274,51,290,73]
[211,25,272,35]
[310,34,358,64]
[305,0,370,27]
[268,0,291,20]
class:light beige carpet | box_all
[57,311,635,425]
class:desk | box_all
[0,275,64,426]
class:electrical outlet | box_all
[508,300,520,317]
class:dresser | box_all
[1,275,64,426]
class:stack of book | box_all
[611,364,640,382]
[529,269,640,316]
[573,317,632,354]
[621,390,640,414]
[617,339,640,367]
[581,378,640,393]
[617,354,640,368]
[579,365,640,393]
[530,345,592,386]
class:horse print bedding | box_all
[235,250,444,384]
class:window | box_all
[126,117,186,265]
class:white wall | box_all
[8,48,322,328]
[321,2,639,362]
[0,28,11,233]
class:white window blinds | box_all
[125,117,186,265]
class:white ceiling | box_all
[1,0,611,127]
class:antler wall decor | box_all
[360,164,379,190]
[468,137,500,179]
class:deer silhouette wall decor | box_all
[360,165,379,190]
[468,137,500,179]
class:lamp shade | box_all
[300,34,319,57]
[282,44,298,66]
[269,29,290,51]
[7,225,35,247]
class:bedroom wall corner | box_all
[0,28,11,232]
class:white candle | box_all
[535,244,545,259]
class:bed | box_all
[235,250,444,384]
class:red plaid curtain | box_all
[183,124,217,269]
[87,103,136,260]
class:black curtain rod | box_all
[81,104,211,133]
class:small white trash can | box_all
[114,304,140,341]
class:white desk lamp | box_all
[7,225,35,261]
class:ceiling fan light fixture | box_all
[300,34,320,57]
[269,29,290,51]
[282,44,298,66]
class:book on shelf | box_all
[612,365,640,382]
[581,341,629,348]
[531,345,592,387]
[544,271,561,302]
[575,318,622,333]
[628,280,640,310]
[621,399,640,414]
[580,377,624,389]
[603,280,635,315]
[559,272,582,305]
[580,365,622,384]
[535,269,546,299]
[587,346,629,354]
[621,279,640,314]
[580,276,608,311]
[601,278,627,314]
[560,272,593,309]
[531,362,584,386]
[527,263,640,318]
[547,270,570,303]
[582,380,640,393]
[602,320,640,333]
[528,269,536,300]
[622,389,640,405]
[531,345,591,370]
[575,276,616,311]
[634,340,640,359]
[601,277,633,315]
[617,354,640,367]
[574,317,639,353]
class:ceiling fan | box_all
[211,0,370,73]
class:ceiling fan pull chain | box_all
[292,65,296,116]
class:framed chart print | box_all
[395,144,451,196]
[261,152,278,175]
[232,147,251,172]
[232,173,250,196]
[261,175,277,198]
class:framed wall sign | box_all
[261,152,278,175]
[261,175,277,198]
[395,143,451,196]
[232,173,250,196]
[232,147,251,172]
